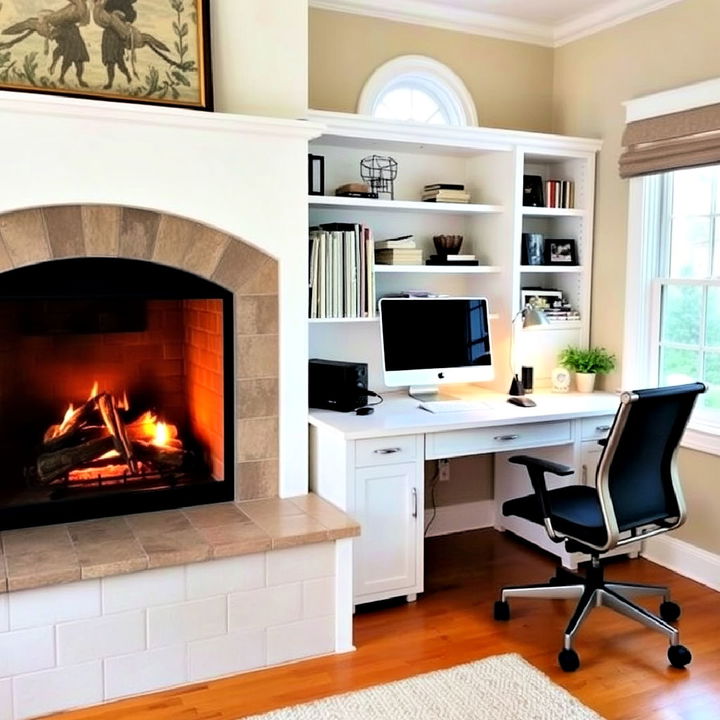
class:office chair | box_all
[493,382,706,672]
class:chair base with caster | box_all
[493,555,691,672]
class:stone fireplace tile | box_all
[236,335,279,379]
[2,525,74,557]
[124,510,195,535]
[0,209,51,267]
[288,495,361,540]
[196,522,272,559]
[0,557,5,592]
[119,208,161,259]
[82,206,120,256]
[236,378,278,419]
[235,460,278,500]
[138,529,212,569]
[240,498,305,520]
[0,238,12,272]
[154,215,228,277]
[182,503,252,528]
[5,549,81,592]
[236,417,278,462]
[44,206,85,258]
[239,258,278,295]
[182,226,230,279]
[263,516,329,550]
[211,240,269,293]
[236,296,279,335]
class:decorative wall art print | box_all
[0,0,212,110]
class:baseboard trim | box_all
[642,535,720,592]
[424,500,494,538]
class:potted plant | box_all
[558,346,617,393]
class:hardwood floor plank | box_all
[46,530,720,719]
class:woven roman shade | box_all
[619,103,720,178]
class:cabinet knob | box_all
[494,434,519,441]
[582,464,587,485]
[596,425,611,433]
[374,447,401,454]
[411,487,418,518]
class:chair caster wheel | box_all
[660,601,681,622]
[493,600,510,621]
[668,644,692,668]
[558,648,580,672]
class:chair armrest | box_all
[508,455,574,476]
[508,455,574,521]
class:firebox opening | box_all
[0,258,235,530]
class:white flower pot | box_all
[575,372,596,393]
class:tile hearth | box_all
[0,495,359,593]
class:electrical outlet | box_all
[439,458,450,482]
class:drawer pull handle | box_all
[596,425,611,433]
[374,447,402,455]
[494,434,520,441]
[411,488,418,518]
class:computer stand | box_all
[408,386,460,403]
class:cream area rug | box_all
[242,653,603,719]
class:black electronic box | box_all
[309,358,368,412]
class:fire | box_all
[153,421,169,447]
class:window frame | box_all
[357,55,478,127]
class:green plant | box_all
[559,346,617,374]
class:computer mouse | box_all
[507,396,536,408]
[356,406,374,416]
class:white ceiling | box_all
[310,0,684,46]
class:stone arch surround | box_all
[0,204,279,501]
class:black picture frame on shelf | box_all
[308,154,325,196]
[521,233,545,266]
[522,175,544,207]
[545,238,578,265]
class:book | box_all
[335,182,370,194]
[443,254,476,261]
[422,197,471,204]
[422,190,470,200]
[423,183,465,191]
[375,248,423,265]
[375,237,416,249]
[425,255,479,266]
[335,191,379,198]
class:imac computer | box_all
[378,296,494,401]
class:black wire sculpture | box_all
[360,155,398,199]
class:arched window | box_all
[358,55,477,127]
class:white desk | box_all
[309,388,621,606]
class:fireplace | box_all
[0,257,235,530]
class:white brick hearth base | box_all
[0,543,339,720]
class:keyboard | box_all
[418,399,496,413]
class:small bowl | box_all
[433,235,463,255]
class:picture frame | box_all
[521,233,544,266]
[522,175,544,207]
[545,238,578,265]
[308,154,325,196]
[0,0,212,111]
[521,288,563,312]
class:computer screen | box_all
[378,297,494,393]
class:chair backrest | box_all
[595,383,706,546]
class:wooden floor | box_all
[48,530,720,720]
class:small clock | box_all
[551,367,571,393]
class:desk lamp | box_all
[508,304,549,396]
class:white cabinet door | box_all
[353,461,423,603]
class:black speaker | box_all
[309,358,368,412]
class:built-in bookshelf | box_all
[307,110,601,392]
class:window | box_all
[357,55,477,127]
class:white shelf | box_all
[523,321,582,331]
[309,195,504,215]
[521,207,585,218]
[520,265,584,273]
[308,317,378,324]
[375,264,501,274]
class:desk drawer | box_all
[426,421,572,460]
[355,435,418,467]
[581,416,614,441]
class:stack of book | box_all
[308,223,375,319]
[375,236,423,265]
[545,179,574,208]
[335,182,378,199]
[426,253,479,266]
[421,183,471,203]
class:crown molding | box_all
[310,0,683,48]
[553,0,683,46]
[310,0,554,47]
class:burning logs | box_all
[34,388,184,485]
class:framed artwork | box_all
[521,288,563,312]
[308,154,325,196]
[0,0,212,110]
[520,232,544,266]
[545,238,578,265]
[522,175,544,207]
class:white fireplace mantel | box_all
[0,91,322,499]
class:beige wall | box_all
[213,0,307,117]
[553,0,720,554]
[309,9,554,132]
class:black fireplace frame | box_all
[0,258,235,530]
